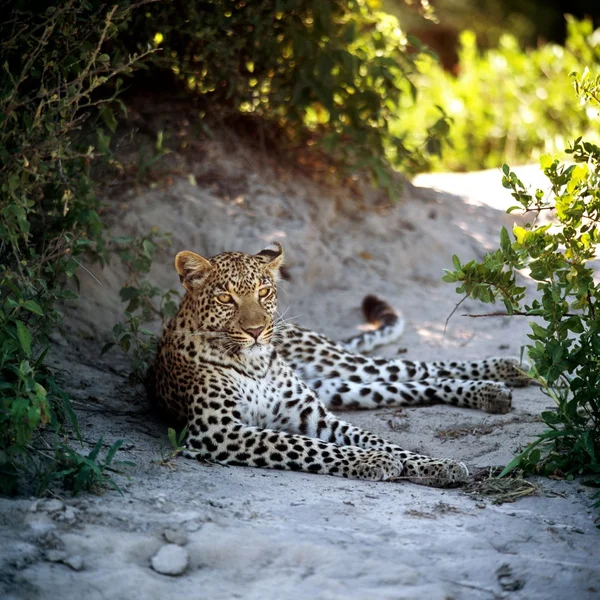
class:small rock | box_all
[476,502,486,509]
[185,521,203,533]
[571,527,585,534]
[28,501,39,513]
[163,529,188,546]
[151,544,189,576]
[58,507,77,522]
[46,550,68,563]
[40,499,65,513]
[63,555,85,571]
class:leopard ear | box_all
[255,242,284,278]
[175,251,213,292]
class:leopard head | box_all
[174,242,284,352]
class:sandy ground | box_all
[1,142,598,600]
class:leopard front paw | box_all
[479,382,512,414]
[355,451,404,481]
[403,457,469,488]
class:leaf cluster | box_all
[0,0,148,494]
[119,0,449,195]
[443,71,600,501]
[103,230,180,384]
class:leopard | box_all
[149,241,531,488]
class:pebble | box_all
[57,507,77,522]
[163,529,188,546]
[151,544,189,576]
[40,499,65,513]
[185,521,203,533]
[64,555,85,571]
[46,550,68,563]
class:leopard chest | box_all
[226,370,283,429]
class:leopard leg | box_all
[343,295,531,387]
[182,419,404,481]
[308,377,512,414]
[277,323,531,387]
[270,386,469,488]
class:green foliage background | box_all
[398,17,600,172]
[121,0,447,191]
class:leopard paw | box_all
[403,457,469,488]
[355,451,404,481]
[498,357,532,387]
[479,382,513,414]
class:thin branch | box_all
[444,294,467,333]
[462,311,579,318]
[68,256,103,286]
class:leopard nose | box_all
[243,326,265,340]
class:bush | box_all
[103,229,179,385]
[443,70,600,501]
[398,17,600,172]
[0,0,149,494]
[120,0,449,194]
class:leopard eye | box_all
[215,293,233,304]
[258,287,272,299]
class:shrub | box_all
[0,0,150,494]
[103,230,179,385]
[398,17,600,172]
[442,70,600,501]
[120,0,449,194]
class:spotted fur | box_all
[150,243,530,487]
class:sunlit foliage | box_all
[398,17,600,172]
[123,0,449,192]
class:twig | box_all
[462,311,578,318]
[68,256,103,286]
[444,294,467,333]
[442,580,501,599]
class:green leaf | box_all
[178,426,188,446]
[88,437,104,462]
[120,287,139,301]
[106,439,124,465]
[168,427,177,449]
[16,321,32,357]
[59,290,79,300]
[22,300,43,316]
[101,342,115,355]
[498,453,524,478]
[500,227,510,252]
